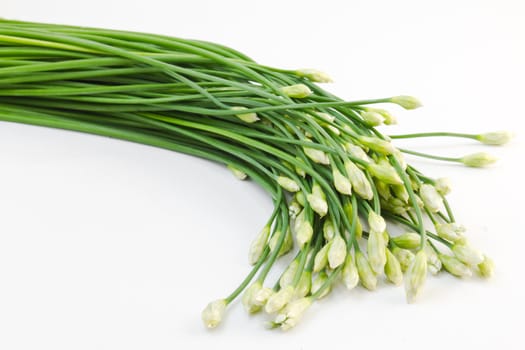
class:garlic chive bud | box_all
[356,251,377,290]
[248,225,271,265]
[368,211,386,234]
[419,184,443,213]
[312,272,331,299]
[405,250,427,303]
[265,285,295,314]
[367,163,403,185]
[368,230,387,275]
[280,83,313,98]
[323,218,336,241]
[460,152,497,167]
[289,200,302,219]
[452,244,484,266]
[358,136,396,155]
[333,168,352,195]
[425,244,442,275]
[439,254,472,277]
[436,223,466,243]
[344,160,373,200]
[201,299,227,328]
[385,249,403,285]
[296,68,333,83]
[308,184,328,216]
[304,147,330,165]
[269,230,293,257]
[295,192,306,207]
[274,297,313,331]
[317,112,335,123]
[277,176,300,192]
[328,235,347,269]
[435,177,452,195]
[242,281,264,313]
[392,185,409,203]
[361,111,385,126]
[295,157,307,178]
[391,232,421,249]
[390,95,423,110]
[477,255,495,278]
[344,143,371,163]
[314,242,331,272]
[364,107,397,124]
[295,219,314,248]
[476,131,513,145]
[280,260,299,288]
[231,106,259,123]
[342,253,359,290]
[227,164,248,180]
[295,271,312,298]
[392,247,415,272]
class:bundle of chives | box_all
[0,19,508,331]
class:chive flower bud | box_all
[452,244,484,266]
[393,149,407,170]
[273,297,312,331]
[201,299,227,328]
[295,271,312,298]
[333,168,352,195]
[391,232,421,249]
[365,107,397,125]
[439,254,472,277]
[345,160,373,200]
[289,200,302,219]
[392,247,415,272]
[368,211,386,234]
[368,230,387,275]
[296,68,333,83]
[323,218,336,241]
[405,250,427,303]
[425,244,442,275]
[314,242,330,272]
[307,184,328,217]
[361,111,384,126]
[304,147,330,165]
[435,177,452,195]
[277,176,300,192]
[356,251,377,290]
[295,211,314,247]
[269,229,293,257]
[265,285,295,313]
[385,249,403,285]
[312,272,331,299]
[280,260,299,288]
[248,224,271,265]
[393,184,409,203]
[390,95,423,110]
[436,223,466,243]
[295,191,306,207]
[367,162,403,185]
[342,253,359,290]
[317,112,335,123]
[231,106,260,123]
[358,136,396,155]
[476,131,513,145]
[280,83,313,98]
[242,281,265,313]
[477,255,495,278]
[227,164,248,180]
[460,152,497,167]
[419,184,443,213]
[328,235,347,269]
[344,143,371,163]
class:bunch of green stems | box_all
[0,20,508,330]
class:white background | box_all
[1,0,524,349]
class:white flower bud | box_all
[436,223,466,243]
[368,211,386,234]
[477,131,513,145]
[390,95,423,110]
[333,168,352,195]
[344,143,371,163]
[392,184,409,203]
[295,271,312,298]
[361,111,384,126]
[314,242,330,272]
[289,200,302,219]
[477,255,495,278]
[323,218,336,241]
[356,251,377,290]
[277,176,300,192]
[295,192,306,207]
[393,149,407,171]
[439,254,472,277]
[304,147,330,164]
[419,184,443,213]
[452,244,484,266]
[391,232,421,249]
[405,250,427,303]
[328,235,347,269]
[358,136,396,155]
[269,229,293,257]
[280,260,299,288]
[265,285,295,314]
[317,112,335,123]
[274,297,312,331]
[242,281,264,313]
[392,247,415,272]
[311,272,331,299]
[367,162,403,185]
[435,177,452,195]
[227,164,248,180]
[231,106,259,123]
[460,152,497,167]
[385,249,403,285]
[201,299,227,328]
[342,253,359,290]
[368,230,387,275]
[296,68,333,83]
[295,214,314,247]
[248,225,271,265]
[280,83,313,98]
[424,244,442,275]
[345,160,373,200]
